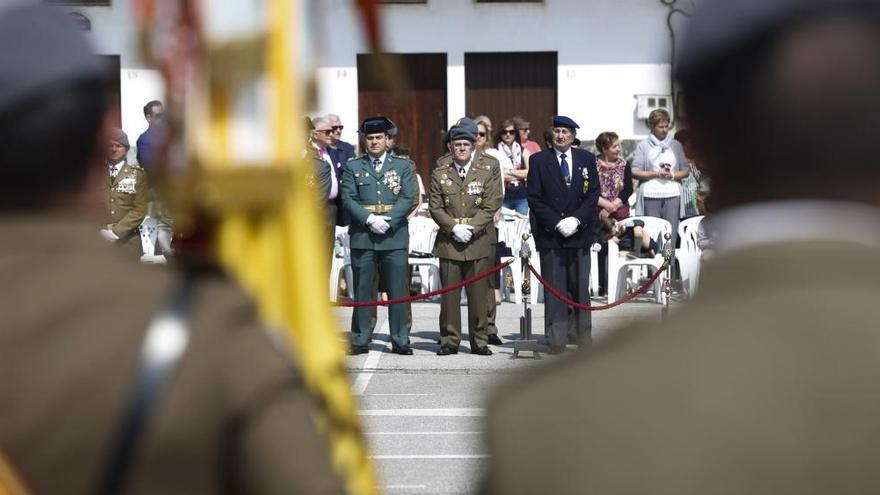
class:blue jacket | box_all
[527,147,600,250]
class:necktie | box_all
[458,166,466,180]
[373,158,382,171]
[560,153,570,185]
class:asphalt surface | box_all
[339,296,665,494]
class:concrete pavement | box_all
[339,297,665,493]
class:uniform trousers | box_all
[350,248,410,348]
[538,248,592,348]
[439,256,490,349]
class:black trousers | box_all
[538,248,592,348]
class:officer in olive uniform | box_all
[341,117,417,355]
[429,123,503,356]
[104,129,149,253]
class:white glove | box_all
[555,217,580,238]
[366,214,391,235]
[451,224,474,243]
[590,243,603,252]
[100,229,119,242]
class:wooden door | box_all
[101,55,121,127]
[357,53,447,185]
[465,52,557,148]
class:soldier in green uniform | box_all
[430,123,503,356]
[341,117,417,355]
[103,129,149,253]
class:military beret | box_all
[443,117,478,144]
[448,125,476,142]
[552,116,579,130]
[386,118,399,137]
[0,5,108,117]
[359,116,394,135]
[676,0,880,81]
[112,129,130,149]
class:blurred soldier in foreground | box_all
[103,129,148,253]
[430,122,502,356]
[485,1,880,493]
[0,5,342,494]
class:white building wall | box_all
[311,0,677,140]
[8,0,680,143]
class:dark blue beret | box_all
[0,5,107,116]
[359,116,393,135]
[552,116,579,130]
[676,0,880,81]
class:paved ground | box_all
[339,296,666,494]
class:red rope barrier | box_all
[529,263,666,311]
[335,259,513,307]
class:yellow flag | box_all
[207,1,377,493]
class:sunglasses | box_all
[477,132,487,137]
[331,125,344,132]
[501,129,516,135]
[315,129,333,136]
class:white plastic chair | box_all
[330,226,354,302]
[407,216,440,294]
[676,216,704,297]
[139,216,167,264]
[607,216,672,304]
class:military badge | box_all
[116,176,137,194]
[583,179,589,194]
[382,170,401,195]
[475,197,483,206]
[466,181,484,196]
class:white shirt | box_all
[108,159,125,178]
[713,200,880,254]
[554,147,572,184]
[453,153,473,178]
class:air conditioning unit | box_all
[635,94,672,120]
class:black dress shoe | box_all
[548,345,566,355]
[472,346,493,356]
[347,345,369,356]
[436,345,459,356]
[392,345,413,355]
[487,334,504,345]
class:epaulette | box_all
[348,155,364,164]
[129,162,144,171]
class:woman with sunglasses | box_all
[495,118,531,215]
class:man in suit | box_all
[325,113,355,228]
[485,1,880,493]
[310,116,342,247]
[304,116,334,248]
[0,6,343,494]
[526,116,600,354]
[103,129,149,253]
[341,116,417,355]
[429,122,503,356]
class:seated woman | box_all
[599,218,659,259]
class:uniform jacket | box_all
[307,149,333,200]
[527,147,600,250]
[0,215,344,495]
[106,161,149,244]
[429,150,502,261]
[485,240,880,494]
[341,153,416,251]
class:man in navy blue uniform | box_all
[526,116,600,353]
